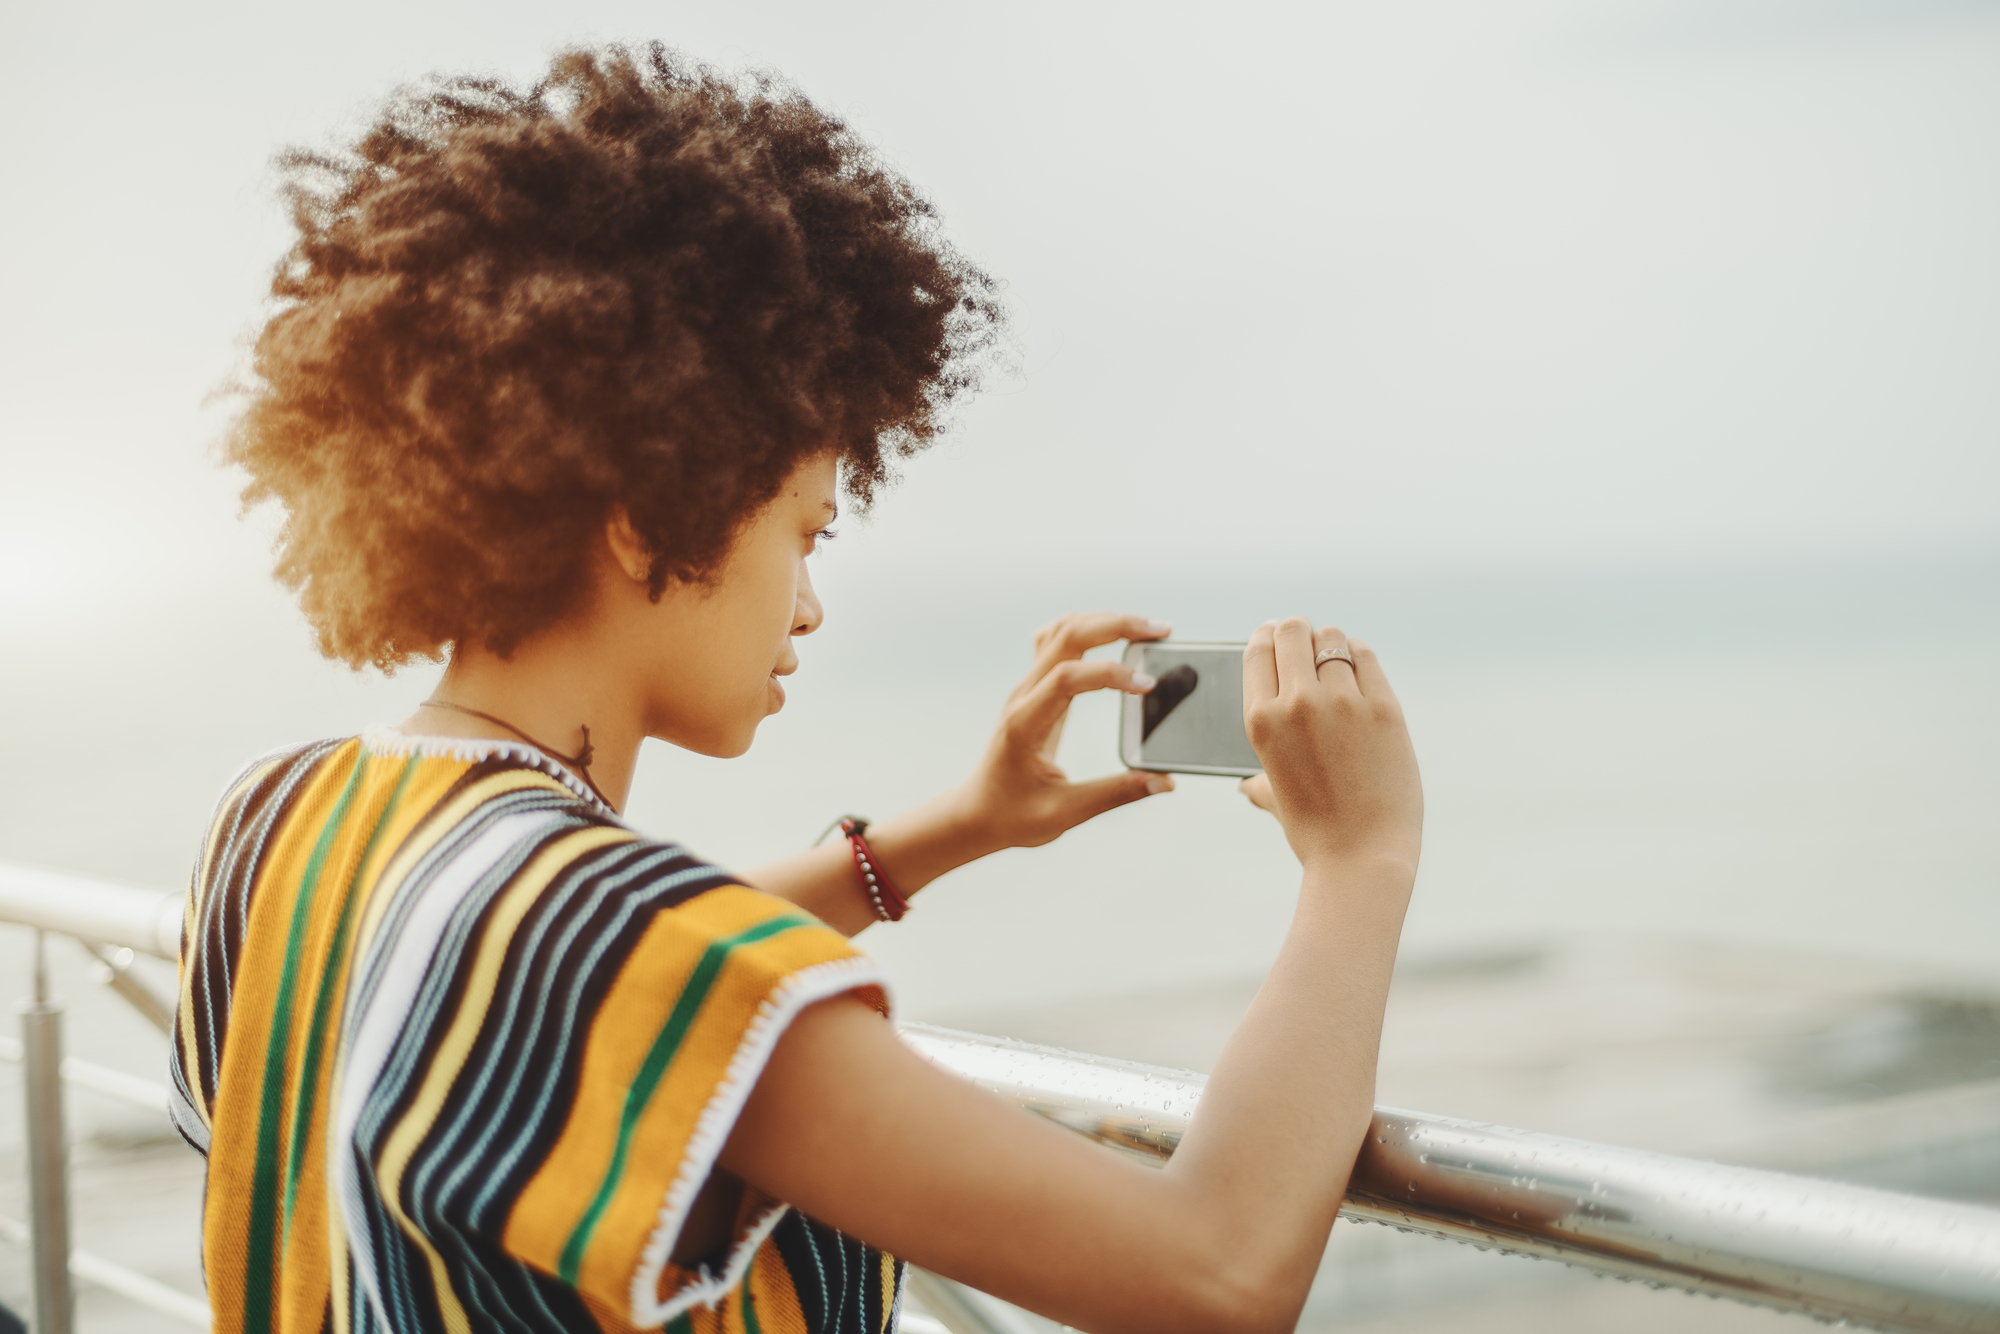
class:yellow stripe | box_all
[329,1207,350,1334]
[754,1242,807,1333]
[373,824,636,1334]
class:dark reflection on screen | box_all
[1135,646,1262,772]
[1142,663,1200,740]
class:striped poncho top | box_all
[170,730,904,1334]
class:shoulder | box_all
[206,735,356,833]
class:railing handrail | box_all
[0,863,182,960]
[901,1025,2000,1334]
[7,863,2000,1333]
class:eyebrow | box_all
[820,501,839,520]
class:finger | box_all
[1272,616,1318,697]
[1347,637,1399,703]
[1237,772,1276,815]
[1311,624,1358,694]
[1027,612,1172,679]
[1242,622,1279,712]
[1010,658,1156,743]
[1065,769,1175,825]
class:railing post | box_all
[21,930,75,1334]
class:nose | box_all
[792,559,824,637]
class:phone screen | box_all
[1119,642,1261,777]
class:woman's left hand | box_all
[950,612,1176,854]
[745,612,1174,934]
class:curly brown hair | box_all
[224,43,1001,670]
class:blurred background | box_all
[2,0,1997,1329]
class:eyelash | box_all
[814,527,839,547]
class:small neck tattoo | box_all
[419,698,613,809]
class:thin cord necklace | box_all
[419,698,613,809]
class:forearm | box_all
[739,786,1001,936]
[1161,853,1416,1306]
[726,854,1414,1334]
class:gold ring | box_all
[1314,647,1354,669]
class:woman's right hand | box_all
[1237,618,1423,873]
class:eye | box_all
[812,527,839,549]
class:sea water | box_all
[0,543,1993,1019]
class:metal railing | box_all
[899,1026,2000,1333]
[1,864,201,1334]
[6,861,2000,1334]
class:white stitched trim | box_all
[359,725,617,815]
[631,955,894,1327]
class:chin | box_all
[668,689,773,759]
[686,718,762,760]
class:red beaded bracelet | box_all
[835,816,909,922]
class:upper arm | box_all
[718,998,1262,1334]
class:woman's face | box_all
[628,451,836,758]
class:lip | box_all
[769,651,798,711]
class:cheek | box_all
[756,556,802,637]
[727,560,798,678]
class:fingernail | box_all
[1130,671,1157,691]
[1147,620,1171,635]
[1146,775,1174,794]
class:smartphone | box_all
[1118,641,1262,777]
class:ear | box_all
[604,506,654,585]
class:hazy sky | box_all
[3,0,1998,629]
[2,0,1997,1004]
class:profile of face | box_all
[603,452,836,759]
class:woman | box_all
[172,44,1423,1334]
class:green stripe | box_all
[556,913,812,1283]
[281,758,417,1234]
[741,1259,763,1334]
[242,751,369,1334]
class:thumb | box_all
[1065,770,1176,826]
[1238,772,1276,815]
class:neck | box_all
[404,639,641,812]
